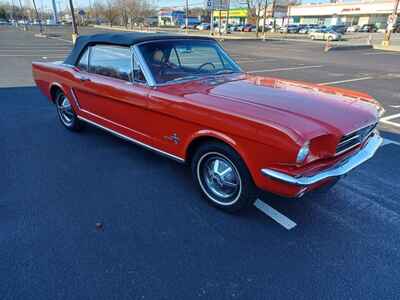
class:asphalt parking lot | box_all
[1,26,400,299]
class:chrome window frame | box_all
[131,45,155,86]
[133,39,243,88]
[75,46,91,72]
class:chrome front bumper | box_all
[261,133,383,187]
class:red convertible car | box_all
[32,33,383,212]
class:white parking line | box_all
[236,58,277,64]
[382,138,400,146]
[0,49,70,52]
[0,46,71,49]
[254,199,297,230]
[380,113,400,128]
[248,65,323,74]
[0,54,67,57]
[317,76,373,86]
[46,36,73,44]
[364,51,400,56]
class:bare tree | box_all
[104,0,119,26]
[125,0,140,29]
[115,0,128,28]
[245,0,263,36]
[125,0,155,28]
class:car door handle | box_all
[77,75,90,82]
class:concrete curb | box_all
[325,44,373,51]
[34,33,47,38]
[372,44,400,52]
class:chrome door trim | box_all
[77,115,185,163]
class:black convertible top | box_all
[64,32,215,65]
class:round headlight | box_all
[377,105,385,117]
[296,142,310,164]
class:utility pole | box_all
[271,0,276,32]
[210,6,214,35]
[218,0,221,36]
[226,0,230,36]
[383,0,399,46]
[262,0,268,39]
[32,0,43,34]
[255,0,261,37]
[17,0,27,31]
[185,0,189,34]
[68,0,78,43]
[9,0,15,23]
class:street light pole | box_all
[32,0,43,34]
[383,0,399,46]
[210,7,214,35]
[262,0,268,40]
[17,0,27,31]
[226,0,230,36]
[185,0,189,34]
[68,0,78,43]
[218,0,221,36]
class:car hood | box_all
[179,74,379,141]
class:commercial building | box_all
[158,8,200,26]
[257,4,291,27]
[212,8,248,25]
[288,0,400,29]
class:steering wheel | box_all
[197,62,216,72]
[159,61,179,76]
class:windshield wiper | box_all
[214,69,238,75]
[167,75,202,83]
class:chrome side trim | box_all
[70,88,81,109]
[261,132,382,186]
[77,116,185,163]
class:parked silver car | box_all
[309,29,342,41]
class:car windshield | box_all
[138,40,241,84]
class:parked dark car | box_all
[180,24,198,30]
[243,24,256,32]
[279,24,299,33]
[0,19,10,25]
[328,25,347,34]
[359,24,378,32]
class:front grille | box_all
[336,123,377,155]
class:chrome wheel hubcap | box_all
[58,96,74,125]
[199,154,241,204]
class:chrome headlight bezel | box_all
[296,141,310,164]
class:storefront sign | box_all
[341,8,360,13]
[212,8,248,18]
[206,0,229,11]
